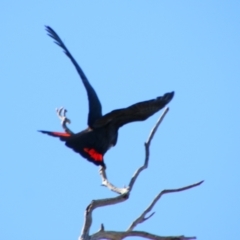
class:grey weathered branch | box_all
[99,107,169,194]
[80,194,129,240]
[91,231,196,240]
[128,107,169,191]
[56,107,74,135]
[127,180,204,231]
[79,107,203,240]
[99,166,129,194]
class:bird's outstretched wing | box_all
[45,26,102,126]
[93,92,174,128]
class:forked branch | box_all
[99,107,169,194]
[79,107,203,240]
[127,180,204,231]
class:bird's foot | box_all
[56,107,74,135]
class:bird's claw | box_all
[56,107,71,124]
[56,107,73,134]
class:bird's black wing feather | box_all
[45,26,102,126]
[93,92,174,129]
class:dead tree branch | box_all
[99,107,169,194]
[78,107,203,240]
[127,180,204,231]
[80,194,129,240]
[91,231,196,240]
[128,107,169,191]
[99,166,129,194]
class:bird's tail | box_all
[38,130,71,141]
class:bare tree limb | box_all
[78,107,203,240]
[80,181,202,240]
[99,166,129,194]
[128,107,169,191]
[81,108,171,239]
[99,107,170,194]
[91,231,196,240]
[80,193,129,240]
[127,180,204,231]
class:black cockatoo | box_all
[39,26,174,168]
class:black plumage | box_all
[39,26,174,168]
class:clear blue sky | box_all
[1,1,239,239]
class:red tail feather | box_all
[38,130,71,138]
